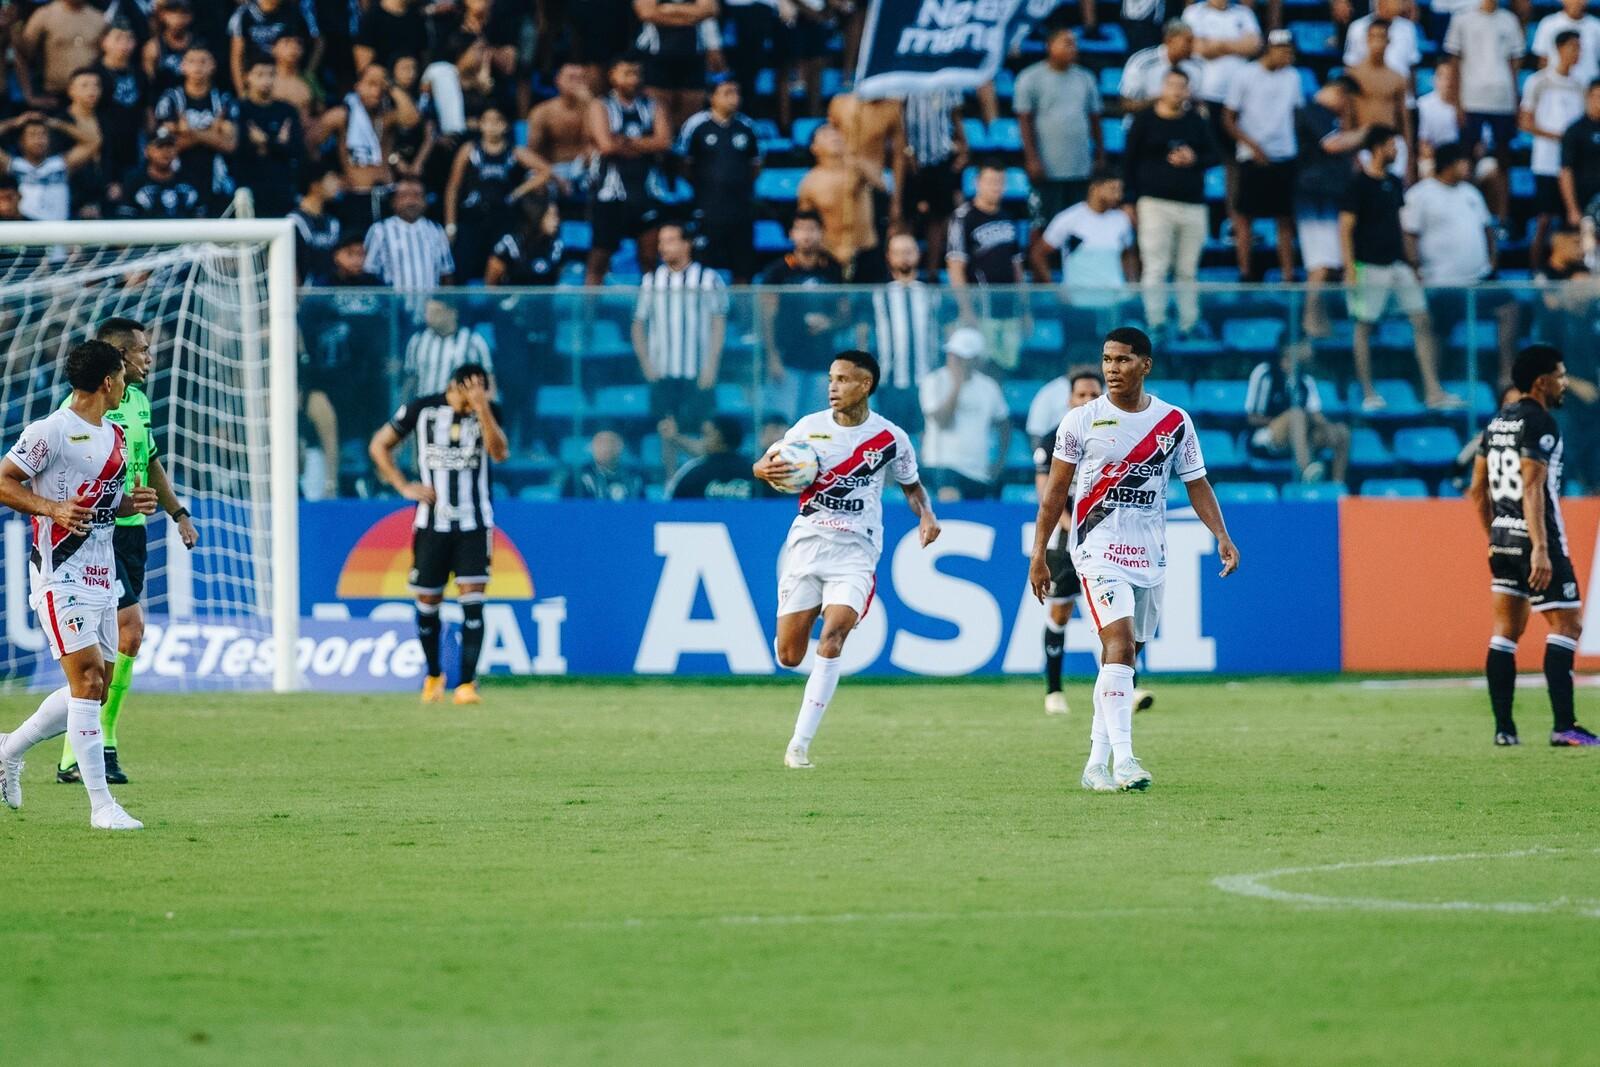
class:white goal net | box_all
[0,221,299,691]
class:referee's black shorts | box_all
[113,525,148,612]
[410,527,494,595]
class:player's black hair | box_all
[1368,17,1391,34]
[1556,29,1581,49]
[708,414,744,450]
[1434,141,1468,172]
[1087,169,1120,187]
[977,158,1007,176]
[657,219,689,241]
[1163,67,1190,84]
[247,54,275,71]
[66,339,124,393]
[450,361,491,387]
[1068,368,1104,391]
[1512,344,1564,392]
[1362,124,1397,151]
[1104,326,1152,358]
[96,316,145,351]
[833,349,880,394]
[791,209,823,228]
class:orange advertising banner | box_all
[1340,498,1600,672]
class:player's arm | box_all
[1465,455,1493,535]
[471,391,510,464]
[0,457,92,532]
[368,421,436,504]
[1183,477,1241,577]
[752,444,795,485]
[1029,457,1076,602]
[899,480,941,546]
[1521,455,1552,590]
[146,456,198,548]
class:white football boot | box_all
[783,745,814,769]
[1112,755,1152,792]
[0,734,22,810]
[1080,763,1115,792]
[1044,691,1069,716]
[90,802,143,830]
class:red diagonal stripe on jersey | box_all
[1073,409,1186,526]
[798,429,896,508]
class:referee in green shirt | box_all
[58,317,198,785]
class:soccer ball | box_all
[767,440,819,494]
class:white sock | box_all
[1097,663,1137,763]
[1088,685,1111,770]
[0,686,70,761]
[789,653,841,751]
[66,697,113,810]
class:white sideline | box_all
[1212,847,1600,917]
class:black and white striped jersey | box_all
[903,91,957,166]
[403,326,494,398]
[870,279,939,390]
[387,394,502,533]
[364,215,455,291]
[633,261,728,380]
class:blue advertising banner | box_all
[297,500,1342,681]
[855,0,1060,100]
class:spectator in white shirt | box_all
[1119,20,1203,118]
[364,174,455,305]
[1446,0,1526,218]
[1223,30,1302,281]
[1521,31,1586,270]
[1532,0,1600,88]
[1030,172,1137,308]
[1181,0,1262,177]
[918,326,1011,501]
[1416,59,1463,177]
[1343,0,1422,97]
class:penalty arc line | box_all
[1211,847,1600,918]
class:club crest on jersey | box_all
[862,448,883,468]
[1096,587,1116,608]
[1156,431,1176,453]
[62,615,83,636]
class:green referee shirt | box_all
[61,382,157,527]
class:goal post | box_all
[0,219,301,692]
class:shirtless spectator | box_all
[826,91,907,282]
[271,33,314,125]
[797,123,886,283]
[17,0,108,108]
[526,62,593,202]
[1348,20,1413,182]
[314,63,421,232]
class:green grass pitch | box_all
[3,677,1597,1065]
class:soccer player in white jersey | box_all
[754,350,942,769]
[1030,327,1240,792]
[0,340,158,829]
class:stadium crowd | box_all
[0,0,1596,500]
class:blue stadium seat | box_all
[754,219,791,254]
[1213,482,1280,504]
[715,383,754,417]
[1024,319,1064,355]
[1145,379,1191,408]
[1393,426,1462,468]
[1291,22,1338,57]
[1001,483,1038,505]
[1002,378,1045,418]
[1281,481,1349,502]
[1416,66,1435,95]
[1198,429,1245,470]
[1221,317,1285,355]
[1360,478,1430,498]
[555,319,631,360]
[994,70,1014,101]
[1204,166,1226,202]
[1099,66,1122,98]
[1443,379,1498,416]
[1002,433,1035,472]
[987,118,1022,152]
[1191,380,1252,421]
[1347,379,1422,420]
[1447,319,1498,352]
[962,117,991,153]
[1297,67,1318,100]
[557,434,590,466]
[1510,167,1535,201]
[754,168,806,203]
[1101,118,1125,155]
[1077,23,1127,54]
[960,167,1030,200]
[1371,318,1414,351]
[1437,479,1464,498]
[594,385,651,419]
[791,117,824,149]
[559,220,592,253]
[751,118,790,154]
[1349,428,1394,469]
[558,260,586,286]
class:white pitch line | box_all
[1212,847,1600,917]
[559,905,1182,931]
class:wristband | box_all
[172,507,190,521]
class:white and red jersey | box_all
[1053,393,1206,587]
[781,408,920,558]
[5,407,127,600]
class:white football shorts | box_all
[1079,574,1164,644]
[777,534,879,619]
[32,585,117,661]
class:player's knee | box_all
[1048,603,1071,627]
[816,629,849,659]
[119,617,144,656]
[775,641,806,669]
[77,664,107,702]
[415,593,443,607]
[1101,636,1136,665]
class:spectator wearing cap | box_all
[1295,75,1368,337]
[634,0,724,140]
[1521,30,1586,271]
[1223,29,1302,282]
[918,327,1012,502]
[111,126,204,219]
[1123,68,1218,337]
[1401,142,1518,383]
[1447,0,1526,219]
[677,78,761,282]
[1533,0,1600,89]
[1560,79,1600,225]
[666,416,764,500]
[1014,27,1103,272]
[1119,21,1203,119]
[17,0,108,108]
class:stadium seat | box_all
[1437,479,1465,498]
[1213,482,1279,503]
[595,385,652,420]
[1002,433,1035,473]
[993,70,1014,101]
[1145,379,1191,408]
[1002,379,1045,418]
[1291,22,1338,57]
[1360,478,1430,498]
[558,434,590,466]
[962,117,991,153]
[1371,318,1414,351]
[1297,67,1318,100]
[1077,23,1127,54]
[1446,319,1497,353]
[754,219,791,254]
[1347,379,1422,420]
[1101,118,1126,155]
[1190,380,1251,422]
[1024,319,1064,356]
[1001,483,1038,505]
[1392,427,1462,469]
[1443,379,1498,416]
[1204,167,1226,203]
[1280,481,1349,502]
[554,319,632,361]
[559,220,592,253]
[987,118,1022,153]
[1220,318,1284,355]
[714,383,754,417]
[1098,66,1122,99]
[1349,427,1394,470]
[754,168,807,204]
[792,117,824,149]
[751,118,788,154]
[1510,168,1535,201]
[1198,429,1245,470]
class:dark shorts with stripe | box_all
[410,527,493,594]
[1044,535,1080,602]
[1489,537,1581,610]
[113,525,148,611]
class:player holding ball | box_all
[755,351,941,770]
